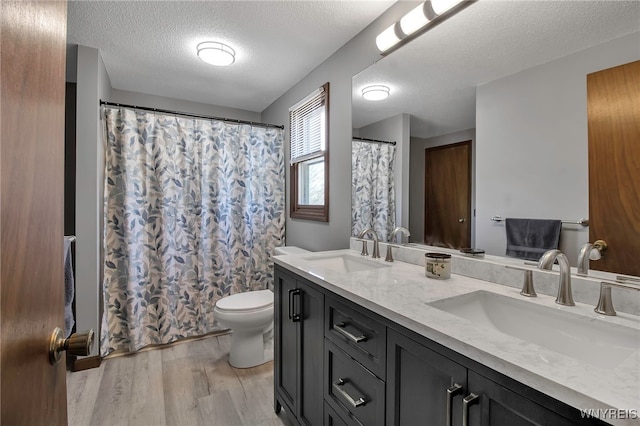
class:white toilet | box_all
[214,245,309,368]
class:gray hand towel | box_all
[505,218,562,261]
[64,238,75,338]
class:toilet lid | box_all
[216,290,273,311]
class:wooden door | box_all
[424,141,471,248]
[588,60,640,277]
[1,1,68,424]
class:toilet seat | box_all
[215,290,273,313]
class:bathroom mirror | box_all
[351,1,640,269]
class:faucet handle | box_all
[385,244,399,262]
[356,239,369,257]
[595,280,640,316]
[506,266,537,297]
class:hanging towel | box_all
[64,238,75,338]
[505,218,562,261]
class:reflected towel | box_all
[64,238,75,337]
[505,218,562,261]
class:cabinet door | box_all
[274,268,298,415]
[298,280,324,425]
[466,370,576,426]
[387,329,467,426]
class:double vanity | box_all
[273,248,640,426]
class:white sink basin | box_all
[303,254,390,274]
[429,291,640,369]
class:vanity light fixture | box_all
[197,41,235,66]
[400,2,433,36]
[376,24,402,52]
[362,85,390,101]
[377,0,473,55]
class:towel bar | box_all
[490,216,588,227]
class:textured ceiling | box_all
[67,0,395,112]
[352,1,640,139]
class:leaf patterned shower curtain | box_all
[100,107,284,355]
[351,141,396,242]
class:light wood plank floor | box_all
[67,334,293,426]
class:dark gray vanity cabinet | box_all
[386,328,605,426]
[275,265,608,426]
[274,266,324,426]
[386,329,467,425]
[464,370,577,426]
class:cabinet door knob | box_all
[462,393,480,426]
[446,383,464,426]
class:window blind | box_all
[290,86,326,164]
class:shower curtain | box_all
[351,141,396,242]
[101,107,284,355]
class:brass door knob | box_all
[49,327,94,365]
[458,218,465,223]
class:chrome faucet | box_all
[357,228,380,259]
[577,240,607,276]
[537,249,575,306]
[385,226,411,262]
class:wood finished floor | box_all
[66,334,293,426]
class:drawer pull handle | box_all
[446,383,463,426]
[462,393,480,426]
[334,322,367,343]
[333,378,366,408]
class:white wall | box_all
[110,89,261,122]
[75,45,111,354]
[356,113,411,235]
[409,128,476,245]
[261,2,419,251]
[475,33,640,265]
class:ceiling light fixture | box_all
[362,85,390,101]
[197,41,235,66]
[377,0,473,55]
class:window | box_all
[289,83,329,221]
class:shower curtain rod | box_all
[352,136,396,146]
[99,100,284,130]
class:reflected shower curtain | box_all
[351,141,396,242]
[101,107,284,355]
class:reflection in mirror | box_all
[352,1,640,271]
[351,137,397,242]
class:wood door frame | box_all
[423,140,472,247]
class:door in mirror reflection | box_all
[588,60,640,277]
[425,141,471,248]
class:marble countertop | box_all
[274,249,640,426]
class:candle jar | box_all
[425,253,452,279]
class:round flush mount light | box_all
[362,85,390,101]
[197,41,235,66]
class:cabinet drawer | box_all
[325,296,386,378]
[325,339,385,426]
[324,401,354,426]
